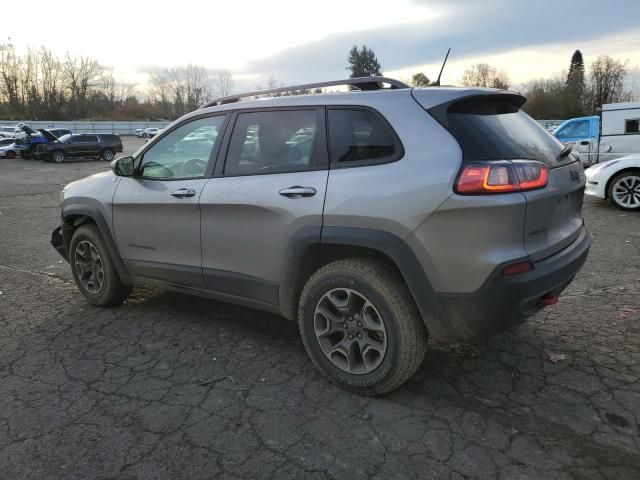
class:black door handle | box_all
[170,188,196,198]
[580,141,590,146]
[279,186,317,198]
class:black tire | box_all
[607,170,640,211]
[298,258,428,396]
[6,150,16,159]
[51,150,65,163]
[69,224,131,306]
[101,149,115,161]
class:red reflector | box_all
[540,294,558,306]
[501,260,533,277]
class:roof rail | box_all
[201,76,410,108]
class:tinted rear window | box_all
[442,96,569,167]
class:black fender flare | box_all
[280,225,445,337]
[61,201,129,279]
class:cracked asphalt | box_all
[1,139,639,479]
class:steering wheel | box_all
[181,158,207,177]
[141,161,174,178]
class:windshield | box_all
[58,134,71,142]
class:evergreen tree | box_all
[346,45,382,78]
[566,50,586,116]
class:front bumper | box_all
[430,225,591,342]
[51,226,69,262]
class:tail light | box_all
[456,160,548,194]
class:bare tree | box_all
[213,70,235,97]
[0,44,21,113]
[587,56,629,112]
[411,72,430,87]
[461,63,509,89]
[39,47,64,116]
[148,68,173,117]
[63,53,101,117]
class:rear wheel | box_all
[6,151,15,159]
[69,224,131,306]
[101,149,115,161]
[51,150,65,163]
[608,170,640,211]
[298,258,428,396]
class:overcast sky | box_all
[6,0,640,91]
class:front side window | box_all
[625,119,640,134]
[555,120,589,139]
[225,110,317,176]
[328,109,399,164]
[140,115,226,179]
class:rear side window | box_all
[440,95,568,167]
[626,119,640,134]
[328,109,400,164]
[225,110,318,176]
[74,135,98,143]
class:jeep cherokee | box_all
[51,77,590,395]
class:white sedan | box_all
[585,154,640,211]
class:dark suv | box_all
[35,133,123,163]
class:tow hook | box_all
[540,293,559,306]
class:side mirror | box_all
[111,156,135,177]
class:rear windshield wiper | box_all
[560,144,573,158]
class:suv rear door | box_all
[112,114,228,287]
[67,134,99,157]
[199,108,327,306]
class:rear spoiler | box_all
[428,92,526,129]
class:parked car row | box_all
[135,127,160,138]
[0,124,123,163]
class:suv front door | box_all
[199,108,328,306]
[112,114,228,287]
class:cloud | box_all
[240,0,640,85]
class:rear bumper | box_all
[430,225,590,342]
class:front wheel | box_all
[298,258,428,396]
[608,171,640,211]
[69,224,131,306]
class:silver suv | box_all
[51,77,590,395]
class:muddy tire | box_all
[298,258,428,396]
[69,224,131,306]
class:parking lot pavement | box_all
[0,151,639,479]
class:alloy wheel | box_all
[612,175,640,208]
[74,240,104,294]
[313,288,388,375]
[52,151,64,163]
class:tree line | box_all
[0,44,235,121]
[347,45,639,120]
[1,42,638,121]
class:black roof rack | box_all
[201,76,410,108]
